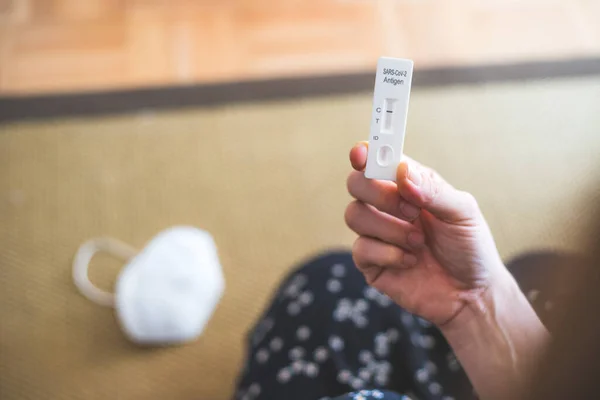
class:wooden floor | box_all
[0,0,599,96]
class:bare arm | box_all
[441,268,550,399]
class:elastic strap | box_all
[72,237,138,307]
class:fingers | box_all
[396,157,479,223]
[348,141,479,224]
[348,141,421,222]
[347,170,422,222]
[349,142,368,171]
[352,236,417,284]
[345,201,425,250]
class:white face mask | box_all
[72,226,225,346]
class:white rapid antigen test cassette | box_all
[365,57,414,181]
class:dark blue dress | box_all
[234,251,560,400]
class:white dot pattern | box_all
[298,291,314,306]
[416,368,429,383]
[269,337,283,352]
[334,298,370,328]
[401,312,414,326]
[239,261,477,399]
[314,347,329,363]
[282,274,307,299]
[364,287,378,300]
[251,318,274,346]
[358,368,372,380]
[289,346,305,360]
[331,263,347,278]
[386,328,400,342]
[417,317,433,328]
[329,335,345,351]
[419,335,436,349]
[374,374,387,386]
[292,360,305,373]
[447,352,461,372]
[305,362,319,377]
[364,286,393,307]
[338,369,352,383]
[237,383,262,400]
[277,368,292,383]
[351,377,365,390]
[248,384,261,396]
[429,382,442,395]
[255,349,269,364]
[425,360,438,375]
[287,302,301,316]
[296,325,311,341]
[359,350,373,364]
[327,279,342,293]
[375,333,390,357]
[410,333,420,347]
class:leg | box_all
[233,251,471,400]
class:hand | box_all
[345,142,507,326]
[345,142,549,399]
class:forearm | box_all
[441,268,550,400]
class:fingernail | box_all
[400,201,420,220]
[407,164,422,186]
[408,232,425,247]
[404,253,418,266]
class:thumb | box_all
[396,157,478,223]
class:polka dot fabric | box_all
[234,251,561,400]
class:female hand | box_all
[345,142,507,326]
[346,142,550,399]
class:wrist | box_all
[440,266,517,340]
[441,267,550,399]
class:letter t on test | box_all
[365,57,414,181]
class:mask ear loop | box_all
[72,237,138,307]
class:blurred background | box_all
[0,0,599,93]
[1,0,599,399]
